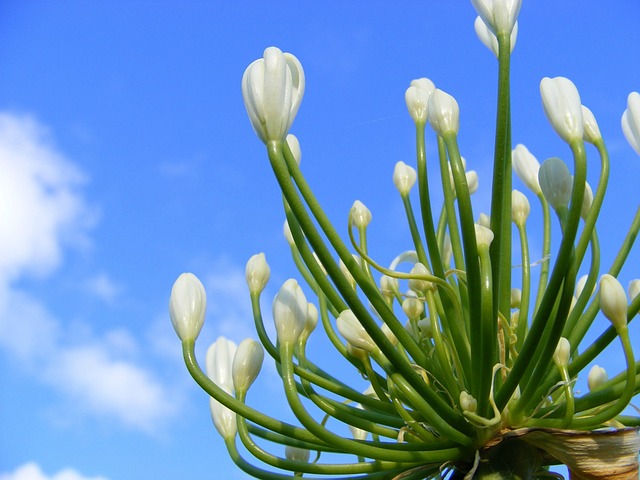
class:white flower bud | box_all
[553,337,570,367]
[303,302,318,338]
[273,279,308,344]
[312,252,327,276]
[471,0,521,35]
[417,318,433,338]
[285,445,310,463]
[232,339,264,393]
[380,275,398,302]
[286,134,301,165]
[581,182,593,220]
[350,200,372,229]
[283,220,295,246]
[427,89,460,136]
[210,386,237,440]
[466,170,479,195]
[474,223,494,249]
[441,234,452,267]
[474,16,518,57]
[348,404,369,441]
[477,213,491,229]
[242,47,305,143]
[540,77,584,143]
[512,144,541,195]
[246,253,270,295]
[539,157,572,211]
[511,189,530,226]
[405,78,435,124]
[381,322,398,346]
[206,337,237,390]
[628,279,640,301]
[599,274,628,331]
[510,288,521,309]
[336,309,378,353]
[408,262,434,295]
[575,274,591,299]
[581,106,602,144]
[402,296,424,321]
[460,391,478,413]
[340,256,358,290]
[169,273,207,342]
[622,91,640,156]
[393,161,417,196]
[587,365,608,392]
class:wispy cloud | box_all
[0,462,108,480]
[0,112,177,433]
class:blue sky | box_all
[0,1,639,479]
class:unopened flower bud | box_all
[510,288,521,308]
[540,76,584,143]
[312,252,327,276]
[283,220,295,246]
[474,224,494,249]
[472,0,521,35]
[466,170,479,195]
[553,337,570,368]
[393,161,417,196]
[581,182,593,220]
[169,273,207,342]
[474,16,518,57]
[340,257,357,290]
[581,106,602,144]
[337,310,378,353]
[539,157,572,211]
[402,296,424,321]
[380,275,398,303]
[206,337,237,390]
[460,391,478,413]
[587,365,608,392]
[350,200,372,229]
[477,213,491,229]
[286,134,301,165]
[512,144,541,195]
[273,279,308,344]
[628,279,640,301]
[575,274,592,299]
[511,189,530,226]
[427,89,460,136]
[381,322,398,346]
[232,339,264,393]
[408,263,434,295]
[210,386,237,440]
[599,274,628,332]
[246,253,270,295]
[285,445,310,463]
[348,404,369,441]
[622,91,640,156]
[242,47,305,143]
[303,302,318,339]
[405,78,435,124]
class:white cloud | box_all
[0,113,94,283]
[0,462,108,480]
[0,112,177,433]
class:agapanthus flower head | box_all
[242,47,305,143]
[273,279,308,344]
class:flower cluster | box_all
[170,2,640,478]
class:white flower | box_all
[232,338,264,393]
[285,445,311,463]
[511,189,530,226]
[628,279,640,301]
[474,223,494,249]
[350,200,372,229]
[552,337,570,368]
[273,279,308,344]
[405,78,435,124]
[540,77,584,143]
[336,309,378,353]
[474,16,518,57]
[286,134,302,165]
[206,337,237,390]
[408,262,434,295]
[581,181,593,220]
[169,273,206,342]
[538,157,573,211]
[587,365,608,392]
[209,386,236,440]
[622,91,640,155]
[393,161,417,196]
[427,88,460,136]
[512,144,541,195]
[246,253,270,295]
[599,274,628,332]
[581,105,602,144]
[471,0,521,35]
[242,47,305,143]
[460,391,478,413]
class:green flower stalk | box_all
[171,1,640,478]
